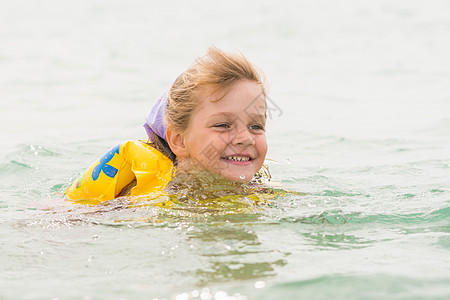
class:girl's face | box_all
[179,80,268,183]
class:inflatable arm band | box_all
[65,141,173,202]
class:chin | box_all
[219,171,254,184]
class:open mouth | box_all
[221,155,253,162]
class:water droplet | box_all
[175,293,189,300]
[239,174,246,180]
[192,290,200,298]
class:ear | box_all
[166,126,189,158]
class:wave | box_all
[279,206,450,225]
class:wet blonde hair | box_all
[166,47,267,134]
[152,47,267,162]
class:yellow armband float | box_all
[65,141,173,202]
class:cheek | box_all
[193,135,227,161]
[207,134,229,152]
[256,136,268,156]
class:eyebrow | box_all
[209,112,266,122]
[209,112,235,118]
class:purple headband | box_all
[144,91,168,142]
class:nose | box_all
[232,127,255,146]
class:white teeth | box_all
[225,156,250,162]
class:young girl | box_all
[65,47,270,203]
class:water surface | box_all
[1,0,450,299]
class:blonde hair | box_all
[166,47,267,134]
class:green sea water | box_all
[1,0,450,299]
[1,134,449,299]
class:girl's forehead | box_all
[192,80,266,119]
[205,92,265,111]
[203,81,264,103]
[196,98,267,124]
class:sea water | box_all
[1,0,450,299]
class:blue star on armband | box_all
[91,144,120,181]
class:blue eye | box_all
[249,124,265,131]
[215,123,230,128]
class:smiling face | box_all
[168,80,268,183]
